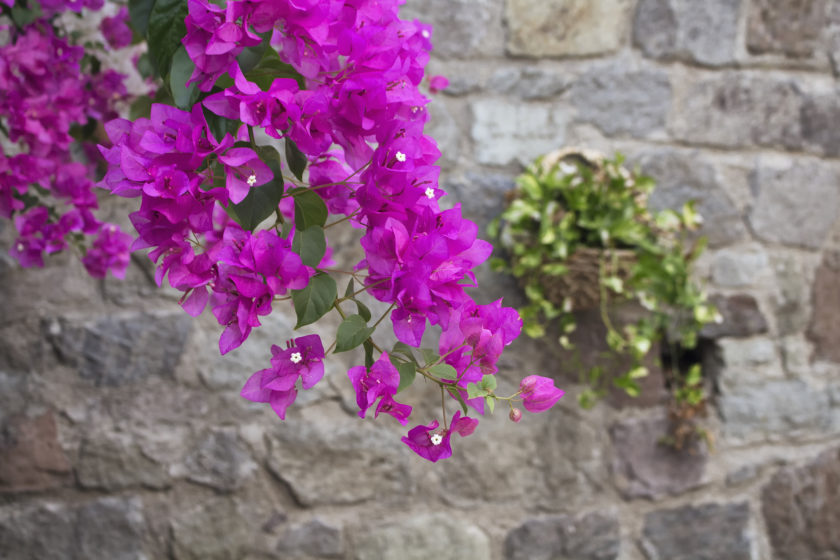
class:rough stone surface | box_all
[641,502,752,560]
[639,150,747,247]
[802,94,840,157]
[267,415,411,507]
[470,99,569,166]
[702,294,769,338]
[0,412,71,493]
[504,513,620,560]
[809,251,840,363]
[773,253,814,335]
[46,312,192,386]
[277,518,344,558]
[400,0,498,59]
[488,67,572,100]
[0,497,149,560]
[171,497,255,560]
[77,432,169,490]
[634,0,740,66]
[351,513,490,560]
[181,430,257,492]
[762,447,840,559]
[711,245,769,288]
[747,0,829,58]
[506,0,631,57]
[444,172,516,227]
[670,74,803,151]
[571,68,671,137]
[718,380,832,442]
[749,161,840,250]
[610,415,708,499]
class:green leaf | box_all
[244,49,306,90]
[428,363,458,380]
[335,315,374,353]
[391,359,416,393]
[421,348,439,366]
[128,0,154,35]
[135,53,154,80]
[478,374,497,393]
[446,386,469,415]
[285,138,308,182]
[291,187,328,230]
[129,95,153,120]
[485,396,496,414]
[363,339,375,368]
[466,382,488,400]
[291,273,337,328]
[169,46,199,110]
[147,0,188,78]
[354,299,372,322]
[391,342,417,364]
[11,0,42,27]
[236,35,269,73]
[344,279,355,299]
[292,226,326,267]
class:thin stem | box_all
[440,386,448,430]
[324,209,360,230]
[336,278,388,301]
[371,302,396,329]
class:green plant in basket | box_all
[489,149,720,443]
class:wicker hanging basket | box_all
[509,147,645,312]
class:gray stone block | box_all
[641,502,752,560]
[670,74,803,151]
[571,68,671,137]
[749,161,840,250]
[762,447,840,559]
[610,415,708,500]
[46,312,192,386]
[351,513,490,560]
[506,0,631,57]
[504,513,620,560]
[634,0,740,66]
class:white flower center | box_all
[424,187,435,199]
[395,151,406,162]
[290,352,302,364]
[15,243,24,252]
[247,174,257,186]
[421,30,430,38]
[430,433,443,446]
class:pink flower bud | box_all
[519,375,564,413]
[509,408,522,423]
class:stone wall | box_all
[2,1,840,558]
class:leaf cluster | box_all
[490,151,718,410]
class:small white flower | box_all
[562,298,573,313]
[424,187,435,199]
[430,433,443,446]
[395,151,407,162]
[559,162,577,176]
[247,174,257,186]
[15,243,24,252]
[290,352,302,364]
[421,29,430,38]
[570,176,583,187]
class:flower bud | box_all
[509,407,522,423]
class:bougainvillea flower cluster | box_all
[92,0,566,461]
[0,10,132,277]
